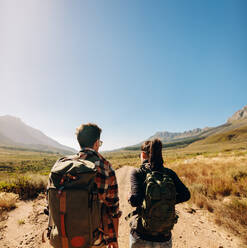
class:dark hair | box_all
[141,140,151,155]
[76,123,102,148]
[141,138,164,170]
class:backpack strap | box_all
[60,191,69,248]
[125,209,138,221]
[140,163,152,174]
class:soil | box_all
[0,166,243,248]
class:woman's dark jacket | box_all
[128,161,191,242]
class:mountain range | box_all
[124,104,247,150]
[0,115,76,154]
[1,105,246,154]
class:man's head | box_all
[76,123,102,151]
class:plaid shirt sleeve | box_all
[94,157,120,243]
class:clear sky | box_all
[0,0,246,151]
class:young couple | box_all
[48,123,190,248]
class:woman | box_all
[128,139,190,248]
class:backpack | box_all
[126,164,178,236]
[140,164,178,235]
[46,155,103,248]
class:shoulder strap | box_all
[125,209,138,221]
[140,163,152,174]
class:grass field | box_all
[168,151,247,242]
[0,147,59,199]
[0,144,246,243]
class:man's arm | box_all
[106,166,121,246]
[106,217,119,248]
[95,159,121,245]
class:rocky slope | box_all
[228,105,247,123]
[149,127,211,141]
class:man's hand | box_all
[112,217,119,238]
[107,242,118,248]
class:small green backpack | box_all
[47,155,103,248]
[139,164,178,235]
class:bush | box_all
[0,174,48,200]
[0,192,18,210]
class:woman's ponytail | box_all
[148,138,163,170]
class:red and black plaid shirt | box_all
[78,148,121,244]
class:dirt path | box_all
[0,194,50,248]
[0,166,243,248]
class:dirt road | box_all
[0,166,243,248]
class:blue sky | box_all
[0,0,246,150]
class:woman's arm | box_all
[169,169,191,204]
[128,168,145,207]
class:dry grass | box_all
[104,151,140,169]
[0,174,47,200]
[169,152,247,244]
[0,192,18,210]
[214,198,247,238]
[18,219,25,225]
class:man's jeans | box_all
[130,233,172,248]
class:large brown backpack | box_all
[47,155,103,248]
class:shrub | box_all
[18,219,25,225]
[0,174,48,200]
[0,192,18,210]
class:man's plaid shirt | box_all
[78,148,121,244]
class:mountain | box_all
[0,115,76,154]
[149,127,211,141]
[227,105,247,123]
[124,104,247,151]
[190,124,247,145]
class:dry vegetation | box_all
[0,144,247,244]
[104,150,141,169]
[0,174,48,199]
[168,152,247,243]
[0,147,58,200]
[0,192,18,210]
[0,192,18,231]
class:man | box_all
[75,123,121,248]
[47,123,121,248]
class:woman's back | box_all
[128,139,190,248]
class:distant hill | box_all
[191,125,247,145]
[149,128,210,141]
[227,105,247,123]
[186,119,247,153]
[124,104,247,151]
[0,115,76,154]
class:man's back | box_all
[47,122,121,248]
[78,148,121,245]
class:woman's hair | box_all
[141,138,164,170]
